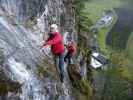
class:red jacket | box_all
[44,32,64,55]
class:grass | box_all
[127,32,133,61]
[98,27,111,53]
[83,0,133,52]
[98,12,117,53]
[126,32,133,73]
[83,0,133,70]
[84,0,123,22]
[83,0,123,54]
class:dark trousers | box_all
[55,53,64,82]
[64,53,72,64]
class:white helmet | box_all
[50,24,58,32]
[50,24,58,29]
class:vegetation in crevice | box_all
[67,64,93,100]
[72,0,93,32]
[37,58,59,80]
[70,1,96,100]
[0,71,22,98]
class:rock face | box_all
[0,0,77,100]
[0,0,76,31]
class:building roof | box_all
[90,57,103,69]
[90,52,109,69]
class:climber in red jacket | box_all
[42,24,65,83]
[64,40,77,64]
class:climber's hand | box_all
[40,41,46,48]
[41,43,48,48]
[43,43,47,46]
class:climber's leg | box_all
[54,55,60,80]
[64,53,71,64]
[59,53,65,83]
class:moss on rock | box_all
[68,64,93,100]
[0,81,21,95]
[37,58,60,80]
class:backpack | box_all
[67,41,77,54]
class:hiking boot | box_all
[60,74,64,83]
